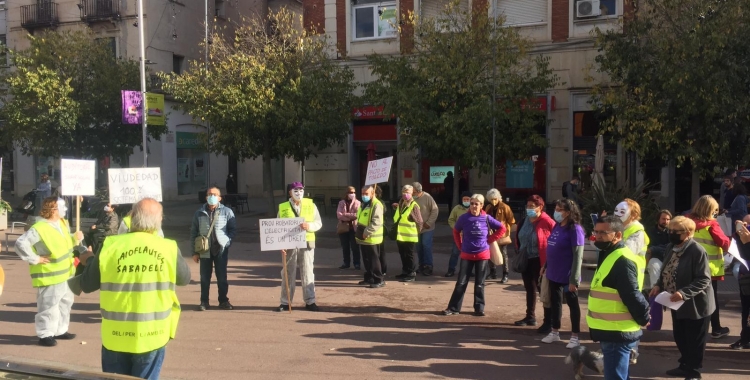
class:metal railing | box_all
[80,0,120,23]
[21,2,58,29]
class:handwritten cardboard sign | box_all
[108,168,163,204]
[259,218,307,251]
[364,156,393,186]
[60,159,96,196]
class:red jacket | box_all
[689,216,730,251]
[516,212,556,266]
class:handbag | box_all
[511,250,528,273]
[539,275,550,308]
[194,212,219,254]
[497,234,512,246]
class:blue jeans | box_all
[600,340,638,380]
[416,230,435,267]
[200,248,229,304]
[102,346,166,380]
[448,241,460,272]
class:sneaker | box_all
[711,327,730,339]
[275,304,290,312]
[445,270,455,277]
[442,309,459,316]
[219,301,234,310]
[354,265,361,270]
[38,337,57,347]
[400,275,416,282]
[730,339,750,350]
[422,266,433,276]
[198,303,209,311]
[473,310,485,317]
[537,323,552,334]
[500,274,509,283]
[514,317,537,326]
[541,332,561,343]
[395,273,408,279]
[666,366,694,377]
[338,264,350,269]
[358,280,373,285]
[53,332,76,340]
[305,303,320,311]
[566,336,580,349]
[369,282,385,288]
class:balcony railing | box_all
[80,0,120,23]
[21,2,59,30]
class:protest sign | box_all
[60,159,96,196]
[108,168,163,204]
[364,156,393,185]
[259,218,307,251]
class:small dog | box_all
[565,346,638,379]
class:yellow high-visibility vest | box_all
[28,219,75,288]
[356,198,383,245]
[99,233,181,354]
[278,199,316,242]
[394,201,420,242]
[587,246,644,332]
[693,226,724,277]
[623,221,650,267]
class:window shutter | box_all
[421,0,469,20]
[497,0,547,25]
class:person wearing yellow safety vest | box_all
[688,195,732,340]
[276,182,322,312]
[356,185,385,288]
[649,216,715,379]
[119,211,165,237]
[390,185,423,283]
[588,216,650,380]
[77,198,191,380]
[612,199,650,267]
[14,197,86,347]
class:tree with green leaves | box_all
[0,31,167,165]
[365,1,558,204]
[591,0,750,178]
[162,9,357,214]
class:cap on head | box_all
[290,182,304,190]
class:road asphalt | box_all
[0,197,747,380]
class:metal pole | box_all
[138,0,147,167]
[205,0,211,186]
[490,0,497,187]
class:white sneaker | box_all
[566,336,580,348]
[541,332,561,344]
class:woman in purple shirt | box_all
[541,199,585,348]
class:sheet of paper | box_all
[655,291,685,311]
[728,239,750,271]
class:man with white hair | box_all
[77,198,191,380]
[413,182,439,276]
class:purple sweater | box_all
[453,211,504,254]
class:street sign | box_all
[259,218,307,251]
[364,156,393,185]
[108,168,163,204]
[60,159,96,196]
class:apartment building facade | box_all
[300,0,677,208]
[4,0,304,200]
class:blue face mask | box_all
[553,211,564,223]
[526,208,537,218]
[362,195,371,203]
[207,195,219,206]
[462,201,470,207]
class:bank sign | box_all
[429,166,453,184]
[176,132,204,150]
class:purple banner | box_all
[122,90,143,125]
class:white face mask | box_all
[104,205,112,212]
[57,199,67,216]
[614,202,631,223]
[292,189,304,201]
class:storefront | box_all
[175,132,208,196]
[351,105,398,201]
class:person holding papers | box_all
[731,215,750,350]
[650,216,714,379]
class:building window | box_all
[573,110,617,189]
[352,1,397,40]
[0,35,6,66]
[172,54,184,74]
[574,0,617,20]
[176,132,208,196]
[215,0,226,18]
[0,1,6,10]
[96,37,117,58]
[421,0,469,20]
[496,0,548,26]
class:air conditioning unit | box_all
[576,0,602,18]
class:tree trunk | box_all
[264,144,276,217]
[301,158,305,185]
[452,164,460,206]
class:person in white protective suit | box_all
[15,197,87,347]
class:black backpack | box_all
[562,181,570,198]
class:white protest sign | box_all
[728,238,750,271]
[60,159,96,196]
[108,168,163,204]
[364,156,393,185]
[259,218,307,251]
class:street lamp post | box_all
[137,0,147,167]
[205,0,212,187]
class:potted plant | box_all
[0,199,12,230]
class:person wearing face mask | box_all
[612,199,650,266]
[190,187,237,311]
[87,203,119,245]
[337,186,361,270]
[484,188,516,283]
[445,191,473,277]
[687,195,731,340]
[356,185,385,287]
[650,216,714,379]
[540,199,585,348]
[514,195,556,331]
[391,185,424,282]
[14,197,86,347]
[588,216,650,380]
[276,182,322,311]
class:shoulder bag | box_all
[194,212,219,254]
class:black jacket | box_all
[655,239,715,320]
[647,225,670,261]
[589,241,650,343]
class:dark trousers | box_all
[710,280,723,332]
[488,245,509,275]
[447,259,489,313]
[671,312,710,371]
[360,244,383,284]
[338,230,360,267]
[740,291,750,343]
[397,241,416,274]
[102,346,165,380]
[379,241,387,275]
[521,257,543,319]
[199,249,229,304]
[548,279,581,333]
